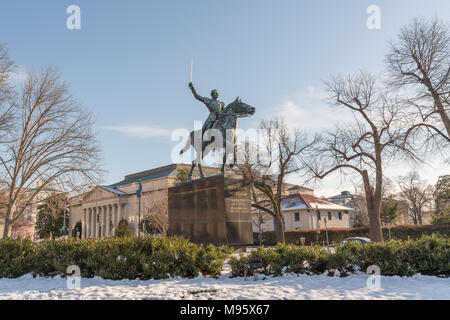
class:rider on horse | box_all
[188,82,225,136]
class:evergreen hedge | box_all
[1,235,448,279]
[231,235,450,277]
[0,237,232,280]
[255,224,450,245]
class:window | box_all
[328,212,332,220]
[317,211,321,220]
[338,212,342,220]
[294,212,300,222]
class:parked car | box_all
[341,237,371,245]
[327,237,371,251]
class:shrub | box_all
[431,213,450,225]
[256,224,450,245]
[0,236,232,280]
[231,235,450,277]
[115,219,134,238]
[0,238,35,278]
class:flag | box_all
[136,181,142,199]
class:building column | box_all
[90,209,93,238]
[88,208,91,238]
[86,209,89,238]
[99,206,104,238]
[81,209,85,238]
[106,206,111,237]
[91,208,96,238]
[102,206,105,238]
[106,205,112,237]
[85,209,88,239]
[118,203,122,223]
[82,209,86,239]
[96,207,101,238]
[88,208,94,238]
[102,206,107,238]
[111,204,116,236]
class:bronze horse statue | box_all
[180,97,255,181]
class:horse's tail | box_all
[179,131,193,155]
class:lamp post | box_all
[136,180,142,238]
[315,204,320,245]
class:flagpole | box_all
[138,195,141,238]
[137,179,142,238]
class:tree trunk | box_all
[418,209,423,225]
[274,215,285,243]
[2,219,12,238]
[362,171,383,242]
[2,206,13,239]
[367,201,383,242]
[431,89,450,138]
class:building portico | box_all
[70,185,129,239]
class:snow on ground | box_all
[0,272,448,300]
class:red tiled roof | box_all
[256,192,353,213]
[281,193,352,211]
[298,193,332,207]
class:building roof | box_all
[106,163,226,191]
[100,185,127,195]
[281,193,353,212]
[328,191,354,200]
[287,185,314,192]
[108,164,178,188]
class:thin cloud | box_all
[10,67,28,84]
[101,125,172,138]
[275,86,353,130]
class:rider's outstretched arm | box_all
[189,82,204,102]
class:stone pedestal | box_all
[168,175,253,246]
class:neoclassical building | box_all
[68,164,225,238]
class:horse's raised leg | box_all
[188,161,195,181]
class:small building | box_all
[254,186,353,232]
[327,191,366,227]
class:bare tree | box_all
[237,117,317,243]
[0,66,102,238]
[142,192,168,236]
[386,17,450,144]
[398,170,434,225]
[0,44,15,141]
[306,72,417,242]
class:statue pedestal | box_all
[168,175,253,246]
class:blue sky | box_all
[1,0,449,195]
